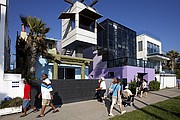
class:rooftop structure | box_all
[59,0,103,57]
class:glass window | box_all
[138,41,143,51]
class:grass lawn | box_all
[110,96,180,120]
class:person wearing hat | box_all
[95,76,106,103]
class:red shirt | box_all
[23,84,31,99]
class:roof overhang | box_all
[147,54,170,61]
[58,13,75,19]
[79,8,102,20]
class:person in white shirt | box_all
[95,77,106,103]
[123,86,133,96]
[37,74,59,118]
[122,86,134,107]
[140,79,148,98]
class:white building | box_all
[0,0,23,102]
[137,33,176,89]
[58,0,102,57]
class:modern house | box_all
[88,19,155,85]
[137,32,176,89]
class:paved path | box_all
[0,87,180,120]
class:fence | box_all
[30,79,98,106]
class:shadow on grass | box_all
[150,104,180,118]
[133,104,165,120]
[132,96,180,120]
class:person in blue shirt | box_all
[109,78,126,116]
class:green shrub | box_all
[0,97,23,109]
[129,80,136,94]
[149,80,160,91]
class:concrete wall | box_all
[89,65,155,84]
[0,0,6,81]
[159,74,176,89]
[0,74,24,102]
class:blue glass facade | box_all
[97,19,137,68]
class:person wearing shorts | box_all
[37,74,59,118]
[109,78,126,116]
[20,79,31,117]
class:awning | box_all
[58,13,75,19]
[147,54,170,61]
[79,8,102,20]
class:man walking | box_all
[37,74,59,118]
[20,78,31,117]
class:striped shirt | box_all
[41,78,53,99]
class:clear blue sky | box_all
[8,0,180,54]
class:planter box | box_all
[0,106,22,116]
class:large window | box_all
[97,19,136,67]
[138,41,143,51]
[79,14,95,32]
[147,41,160,54]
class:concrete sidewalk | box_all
[0,87,180,120]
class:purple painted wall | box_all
[90,65,155,83]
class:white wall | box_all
[156,74,177,89]
[0,74,24,102]
[137,34,162,60]
[0,0,6,81]
[0,0,24,102]
[160,74,176,89]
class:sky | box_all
[8,0,180,55]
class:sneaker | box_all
[108,113,114,116]
[121,110,126,115]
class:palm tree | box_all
[176,55,180,69]
[19,16,50,77]
[166,50,179,71]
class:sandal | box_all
[20,114,27,117]
[37,115,44,118]
[53,109,59,113]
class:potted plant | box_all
[0,97,23,116]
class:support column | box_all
[53,62,58,79]
[81,64,85,79]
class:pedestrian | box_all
[122,86,134,106]
[136,78,141,96]
[37,74,59,118]
[140,79,148,98]
[20,78,31,117]
[109,78,126,116]
[94,79,101,101]
[95,77,106,103]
